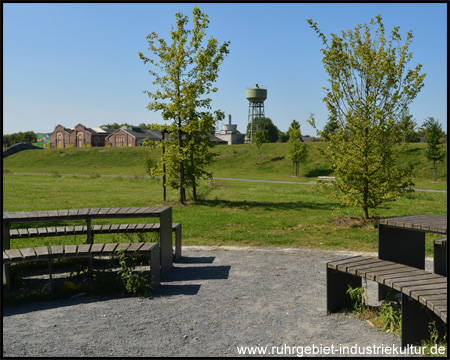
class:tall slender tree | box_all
[139,6,230,203]
[423,117,445,181]
[286,125,308,176]
[307,15,425,219]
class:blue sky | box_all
[3,2,447,136]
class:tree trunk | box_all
[296,162,299,177]
[432,167,437,181]
[191,151,197,201]
[162,134,166,202]
[178,125,185,204]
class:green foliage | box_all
[421,322,447,357]
[247,117,279,143]
[379,290,401,335]
[307,15,425,219]
[117,249,152,297]
[286,125,308,176]
[254,129,269,164]
[321,115,339,142]
[139,6,230,203]
[346,284,367,313]
[3,131,37,148]
[287,120,300,138]
[99,123,134,129]
[399,109,418,143]
[423,117,445,170]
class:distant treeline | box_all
[3,131,37,148]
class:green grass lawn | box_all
[3,142,447,190]
[3,173,446,256]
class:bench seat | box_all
[9,223,182,261]
[3,242,160,295]
[327,255,447,347]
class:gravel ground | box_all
[3,246,433,357]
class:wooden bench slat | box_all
[10,229,19,238]
[103,243,118,254]
[56,227,66,235]
[37,228,48,235]
[127,242,144,253]
[90,243,104,255]
[64,245,77,257]
[139,242,158,253]
[19,247,37,260]
[116,243,131,252]
[336,258,379,272]
[50,245,64,257]
[47,227,57,235]
[18,229,29,236]
[5,249,23,261]
[35,246,50,259]
[65,226,74,233]
[78,244,91,254]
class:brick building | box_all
[49,124,115,148]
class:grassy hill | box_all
[3,142,447,190]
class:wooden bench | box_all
[434,237,447,277]
[9,223,182,261]
[3,242,160,296]
[327,255,447,347]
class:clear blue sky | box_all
[3,2,447,136]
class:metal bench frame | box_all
[327,255,447,348]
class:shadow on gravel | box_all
[162,265,231,282]
[3,255,230,315]
[176,256,215,264]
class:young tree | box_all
[286,120,300,139]
[254,129,269,164]
[321,115,339,142]
[286,126,308,176]
[139,6,230,204]
[423,117,445,181]
[307,15,425,219]
[399,109,417,143]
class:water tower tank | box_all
[246,84,267,103]
[246,84,267,144]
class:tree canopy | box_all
[307,14,425,219]
[423,117,445,181]
[139,6,230,203]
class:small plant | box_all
[51,171,61,177]
[346,284,367,314]
[379,290,402,335]
[421,321,447,357]
[117,249,152,297]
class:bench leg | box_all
[3,264,11,293]
[401,293,446,348]
[149,245,160,287]
[327,267,362,314]
[48,256,54,298]
[174,225,182,262]
[433,242,447,277]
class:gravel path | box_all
[3,246,431,357]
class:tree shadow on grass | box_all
[305,168,334,177]
[196,198,342,212]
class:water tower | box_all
[246,84,267,144]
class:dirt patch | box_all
[329,216,378,228]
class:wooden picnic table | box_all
[2,207,173,284]
[378,214,447,299]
